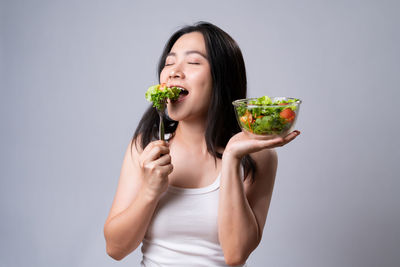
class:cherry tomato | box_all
[280,108,296,122]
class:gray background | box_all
[1,0,399,266]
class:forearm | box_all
[218,156,260,264]
[104,187,159,260]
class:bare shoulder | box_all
[131,135,144,155]
[244,148,278,188]
[121,136,142,171]
[252,148,278,166]
[105,137,143,224]
[251,148,278,178]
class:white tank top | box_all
[140,172,248,267]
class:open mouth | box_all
[173,87,189,102]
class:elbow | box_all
[224,251,248,266]
[222,240,257,266]
[106,244,127,261]
[104,223,131,261]
[225,257,247,266]
[105,235,140,261]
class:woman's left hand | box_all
[223,130,300,161]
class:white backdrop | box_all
[1,0,399,266]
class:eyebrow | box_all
[166,50,208,60]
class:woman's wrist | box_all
[222,150,242,165]
[139,185,162,204]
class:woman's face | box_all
[160,31,213,122]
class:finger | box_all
[159,164,174,175]
[260,136,285,148]
[153,153,171,166]
[283,130,300,143]
[146,145,170,162]
[256,131,299,149]
[272,130,300,147]
[142,140,169,154]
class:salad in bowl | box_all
[232,96,302,139]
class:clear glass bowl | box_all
[232,97,302,139]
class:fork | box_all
[157,101,166,141]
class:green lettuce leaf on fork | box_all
[145,83,182,110]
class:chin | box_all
[166,113,180,122]
[166,107,184,122]
[166,103,207,122]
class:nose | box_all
[169,68,185,79]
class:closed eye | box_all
[188,62,200,65]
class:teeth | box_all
[178,87,188,94]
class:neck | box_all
[173,119,209,155]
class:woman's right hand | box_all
[138,140,173,199]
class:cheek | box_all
[202,69,213,89]
[199,72,213,98]
[195,79,213,112]
[191,69,212,89]
[159,69,168,83]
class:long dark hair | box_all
[132,21,256,182]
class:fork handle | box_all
[159,113,165,141]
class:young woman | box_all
[104,22,300,267]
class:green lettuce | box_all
[145,84,181,110]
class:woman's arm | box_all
[218,131,299,266]
[104,139,172,260]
